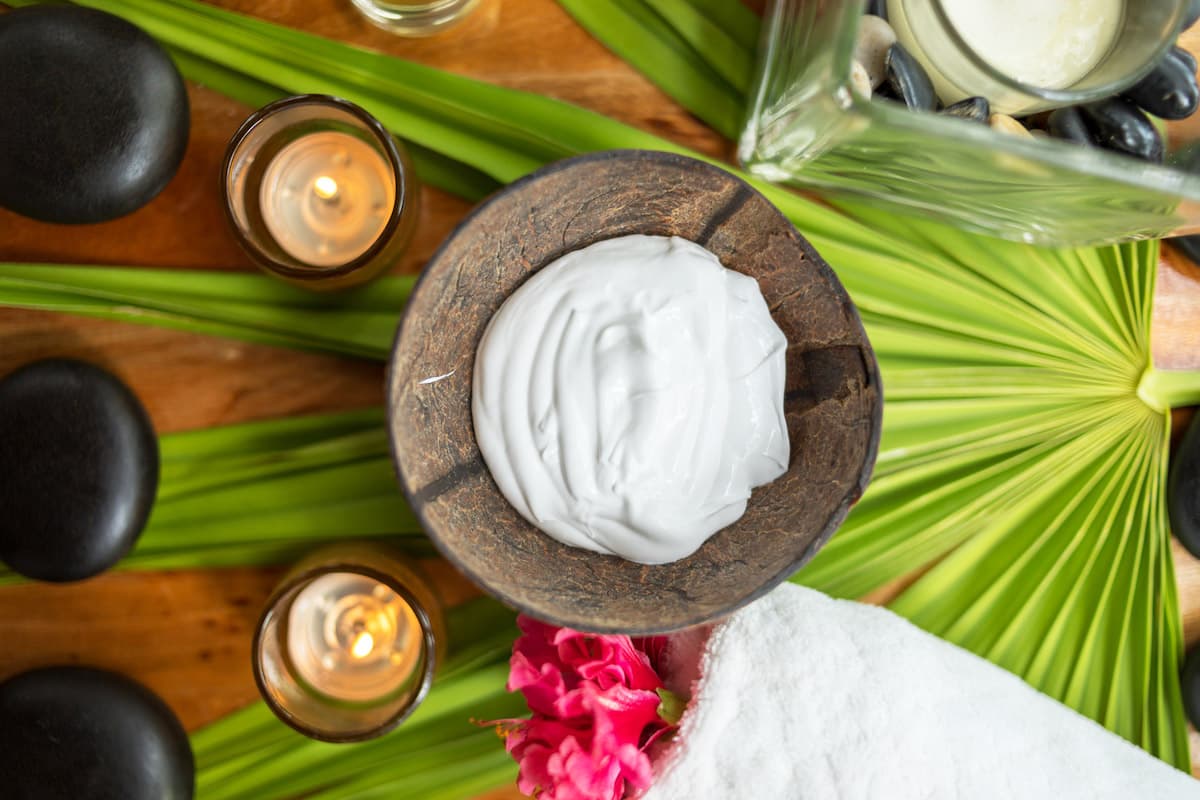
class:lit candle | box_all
[223,95,419,291]
[285,571,422,702]
[258,132,395,268]
[887,0,1183,114]
[253,543,444,742]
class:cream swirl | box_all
[472,234,789,564]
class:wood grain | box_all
[0,0,1198,793]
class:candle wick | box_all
[313,175,340,203]
[351,630,375,659]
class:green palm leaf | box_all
[0,263,415,359]
[796,213,1190,767]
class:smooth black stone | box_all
[1176,46,1198,75]
[1171,235,1200,266]
[885,43,937,111]
[1183,646,1200,730]
[0,359,158,582]
[1077,98,1164,162]
[1124,46,1200,121]
[940,96,990,123]
[0,7,189,224]
[1186,0,1200,32]
[0,667,193,800]
[864,0,887,19]
[1170,406,1200,559]
[1047,106,1094,145]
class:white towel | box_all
[643,584,1200,800]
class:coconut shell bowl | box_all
[387,150,881,634]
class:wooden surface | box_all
[0,0,1199,792]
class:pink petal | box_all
[514,616,566,670]
[610,741,654,789]
[509,656,570,717]
[551,738,624,800]
[589,685,665,747]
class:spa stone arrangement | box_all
[5,1,1200,800]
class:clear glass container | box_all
[223,95,419,291]
[253,542,446,742]
[889,0,1182,114]
[740,0,1200,245]
[349,0,482,36]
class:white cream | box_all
[888,0,1124,112]
[472,234,789,565]
[940,0,1121,90]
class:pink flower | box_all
[494,616,678,800]
[505,710,651,800]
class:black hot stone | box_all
[0,6,189,224]
[885,43,937,111]
[1170,407,1200,560]
[1077,98,1164,163]
[1186,0,1200,32]
[1175,46,1198,75]
[1171,235,1200,265]
[1047,106,1094,145]
[940,96,990,123]
[0,359,158,582]
[0,667,193,800]
[1183,646,1200,730]
[1124,46,1200,121]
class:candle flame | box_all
[313,176,339,200]
[351,631,374,659]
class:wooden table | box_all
[3,0,1200,792]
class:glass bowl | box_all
[739,0,1200,245]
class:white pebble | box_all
[989,113,1033,138]
[850,60,872,98]
[855,14,897,89]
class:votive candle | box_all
[223,95,418,290]
[253,543,445,742]
[285,571,423,702]
[258,131,395,268]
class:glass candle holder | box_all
[253,542,446,742]
[223,95,419,291]
[887,0,1187,114]
[349,0,482,36]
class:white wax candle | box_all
[940,0,1122,90]
[285,572,422,702]
[259,131,395,268]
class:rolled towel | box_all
[644,584,1199,799]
